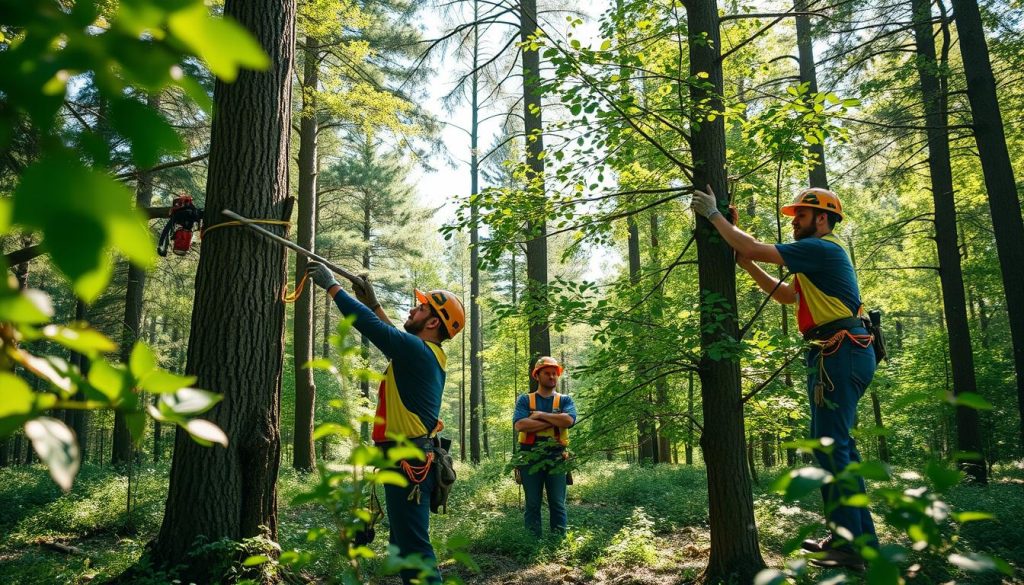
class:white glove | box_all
[691,184,723,220]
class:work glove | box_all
[351,273,380,310]
[691,184,723,221]
[306,261,339,290]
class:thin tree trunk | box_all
[795,0,829,190]
[912,0,986,481]
[359,194,372,443]
[686,0,766,578]
[292,36,320,472]
[871,391,889,462]
[686,371,694,465]
[114,92,161,467]
[149,0,294,573]
[950,0,1024,453]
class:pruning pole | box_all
[221,209,359,282]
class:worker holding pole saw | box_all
[223,209,463,584]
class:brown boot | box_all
[800,534,834,553]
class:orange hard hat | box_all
[780,188,844,221]
[531,356,564,380]
[415,289,465,337]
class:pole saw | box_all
[220,209,359,283]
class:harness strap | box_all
[809,329,874,406]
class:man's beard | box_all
[793,221,816,240]
[404,317,425,335]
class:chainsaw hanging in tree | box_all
[157,195,204,256]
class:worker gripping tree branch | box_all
[691,186,878,571]
[307,262,464,585]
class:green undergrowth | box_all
[1,460,1022,583]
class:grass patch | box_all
[0,459,1021,583]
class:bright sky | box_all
[410,2,613,280]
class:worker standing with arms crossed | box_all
[307,262,464,585]
[513,356,576,538]
[691,186,878,571]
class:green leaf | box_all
[125,411,147,445]
[771,467,831,501]
[159,388,222,415]
[25,417,80,491]
[140,370,198,394]
[183,418,228,447]
[42,324,117,357]
[109,98,184,167]
[599,39,612,51]
[11,156,154,301]
[926,460,962,492]
[0,373,36,437]
[243,555,269,567]
[0,288,53,324]
[753,569,788,585]
[312,423,352,440]
[372,469,409,487]
[948,552,1013,575]
[167,4,270,82]
[953,511,995,523]
[0,198,10,233]
[846,460,891,481]
[130,342,157,380]
[950,392,992,410]
[88,360,129,403]
[387,446,426,462]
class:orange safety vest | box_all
[517,392,569,446]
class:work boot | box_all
[800,534,834,553]
[808,547,865,572]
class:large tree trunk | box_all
[950,0,1024,452]
[686,0,766,579]
[520,0,551,378]
[359,191,372,442]
[794,0,828,189]
[912,0,986,481]
[686,371,694,465]
[292,36,319,472]
[149,0,294,574]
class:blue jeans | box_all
[383,465,440,584]
[519,448,568,537]
[806,327,879,549]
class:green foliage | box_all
[0,0,270,489]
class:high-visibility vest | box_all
[517,392,569,446]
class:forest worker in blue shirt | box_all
[691,186,877,571]
[513,356,577,538]
[307,262,464,585]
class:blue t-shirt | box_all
[332,290,446,437]
[774,234,863,333]
[513,393,577,424]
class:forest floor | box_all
[1,459,1022,584]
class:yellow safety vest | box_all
[517,392,569,446]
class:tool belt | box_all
[802,316,865,342]
[805,318,874,407]
[376,437,434,505]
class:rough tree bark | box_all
[686,0,766,579]
[950,0,1024,452]
[292,35,319,472]
[148,0,294,575]
[912,0,986,481]
[520,0,551,379]
[794,0,829,190]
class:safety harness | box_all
[517,392,569,446]
[806,317,874,407]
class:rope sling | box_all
[809,328,874,407]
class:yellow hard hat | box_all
[531,356,564,380]
[415,289,465,337]
[780,188,844,221]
